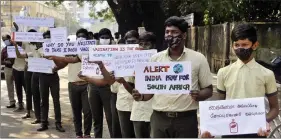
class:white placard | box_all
[7,46,26,58]
[50,27,67,43]
[199,97,267,136]
[89,44,139,61]
[27,58,55,74]
[14,16,54,27]
[81,55,115,78]
[114,49,157,77]
[14,32,44,42]
[43,40,96,56]
[135,62,192,94]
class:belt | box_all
[154,110,197,118]
[70,81,88,86]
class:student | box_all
[201,24,279,138]
[87,28,114,138]
[12,41,27,112]
[45,28,92,137]
[37,30,65,132]
[132,16,213,138]
[15,29,38,119]
[129,32,157,138]
[113,30,140,138]
[1,34,16,108]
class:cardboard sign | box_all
[43,40,96,56]
[88,44,139,61]
[14,32,44,42]
[14,16,54,27]
[135,62,192,94]
[50,27,67,43]
[199,97,267,136]
[27,58,55,74]
[7,46,26,58]
[114,49,157,77]
[81,55,115,78]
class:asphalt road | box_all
[0,67,110,138]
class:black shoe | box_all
[13,104,24,112]
[55,123,65,132]
[37,125,48,131]
[22,113,31,119]
[31,120,41,124]
[6,104,16,108]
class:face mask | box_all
[4,40,11,46]
[99,39,111,45]
[164,35,183,48]
[77,37,86,41]
[234,47,254,61]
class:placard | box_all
[135,62,192,94]
[199,97,266,136]
[43,40,96,56]
[50,27,67,43]
[88,44,139,61]
[14,32,44,42]
[114,49,157,77]
[14,16,54,27]
[81,55,115,78]
[28,58,55,74]
[7,46,26,58]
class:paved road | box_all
[1,67,110,138]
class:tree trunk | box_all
[139,0,166,51]
[107,0,142,38]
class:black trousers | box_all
[88,84,113,138]
[117,110,135,138]
[133,121,151,138]
[39,73,61,125]
[68,82,92,136]
[110,93,122,138]
[13,69,25,104]
[24,70,33,110]
[150,110,198,138]
[32,72,41,120]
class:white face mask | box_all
[99,39,111,45]
[4,40,11,46]
[77,37,86,41]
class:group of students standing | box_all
[2,15,280,138]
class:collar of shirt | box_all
[236,58,257,69]
[164,47,188,61]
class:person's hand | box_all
[201,131,214,138]
[257,122,270,137]
[116,77,126,84]
[109,71,115,80]
[89,61,104,67]
[132,89,143,101]
[13,22,19,31]
[78,71,88,81]
[190,90,201,101]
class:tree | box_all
[49,0,281,50]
